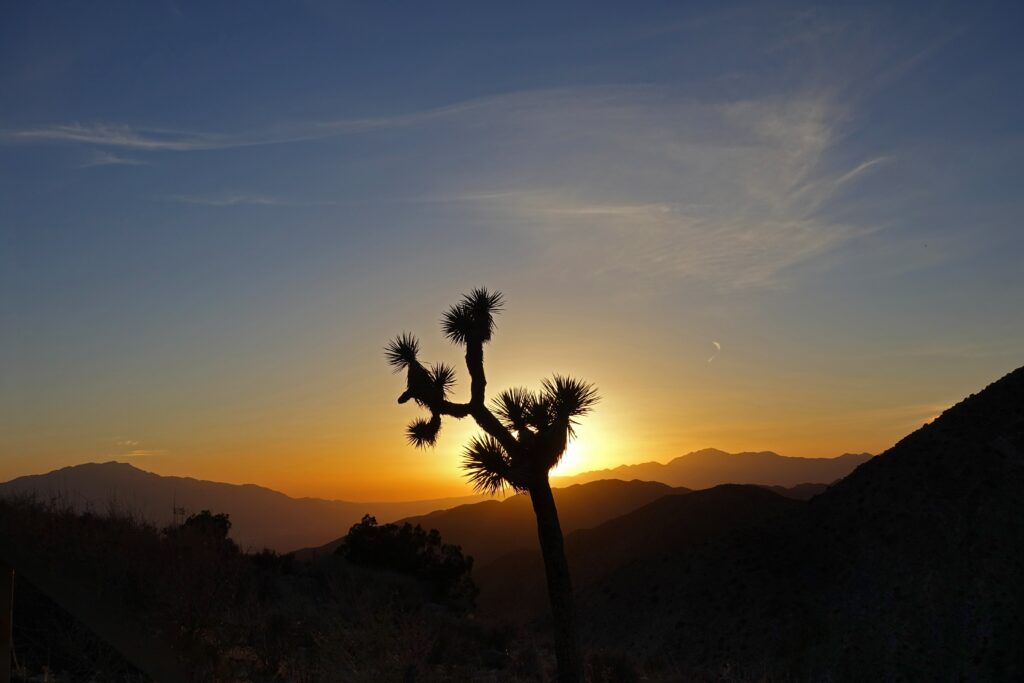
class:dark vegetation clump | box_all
[0,496,543,682]
[337,514,477,609]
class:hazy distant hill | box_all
[0,462,482,553]
[552,448,872,489]
[297,479,688,565]
[491,365,1024,679]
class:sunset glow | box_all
[552,437,588,477]
[2,3,1022,502]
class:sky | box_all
[2,1,1023,501]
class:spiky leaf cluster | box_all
[442,288,504,345]
[493,387,533,432]
[428,363,457,400]
[492,376,598,438]
[542,375,599,438]
[386,332,459,409]
[461,435,518,494]
[407,413,442,448]
[385,333,420,372]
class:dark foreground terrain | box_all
[1,365,1021,681]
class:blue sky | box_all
[2,1,1022,498]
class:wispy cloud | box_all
[3,121,348,151]
[404,87,891,288]
[7,86,892,287]
[122,449,164,457]
[111,438,163,458]
[164,192,335,207]
[6,123,223,150]
[80,151,152,167]
[316,99,493,133]
[167,193,290,207]
[1,98,495,152]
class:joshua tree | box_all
[386,288,597,683]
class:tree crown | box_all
[387,289,599,493]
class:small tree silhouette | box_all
[386,288,596,683]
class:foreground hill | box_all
[523,364,1024,680]
[0,494,532,682]
[0,462,481,552]
[297,479,689,565]
[553,448,871,489]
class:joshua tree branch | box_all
[436,399,471,417]
[465,339,487,405]
[471,405,520,457]
[401,395,516,458]
[462,338,520,454]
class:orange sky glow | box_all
[2,293,981,502]
[5,5,1023,500]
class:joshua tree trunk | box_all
[529,479,584,683]
[388,289,598,682]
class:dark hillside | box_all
[569,365,1024,680]
[478,485,800,621]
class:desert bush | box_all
[337,514,478,609]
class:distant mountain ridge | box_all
[0,462,482,553]
[2,448,867,559]
[552,448,872,489]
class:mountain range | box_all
[1,448,854,558]
[552,448,872,489]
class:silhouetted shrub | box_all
[164,509,235,549]
[337,514,478,608]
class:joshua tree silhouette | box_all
[386,288,597,683]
